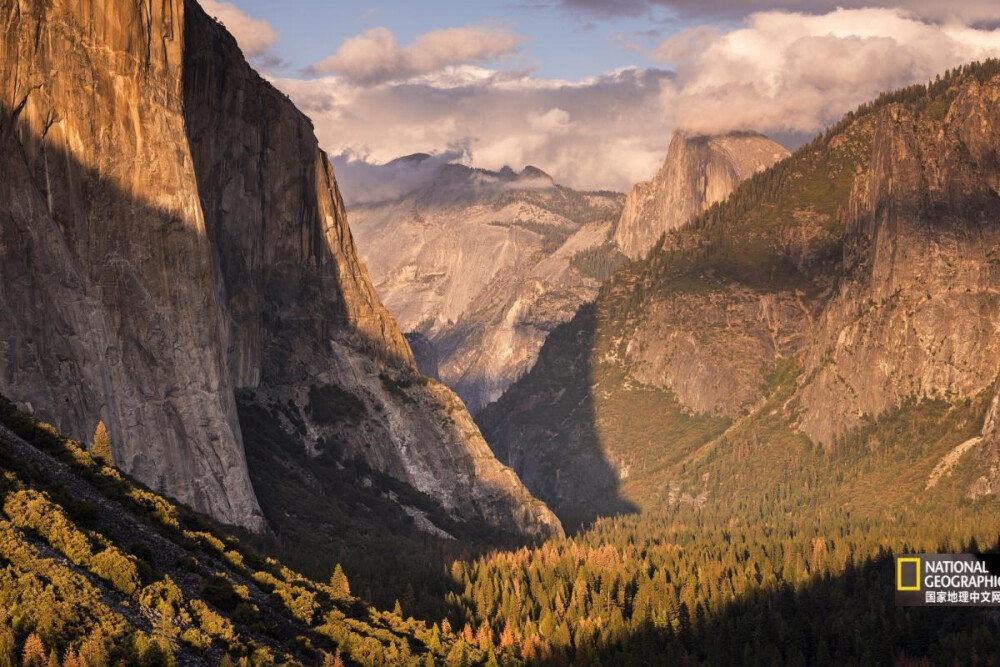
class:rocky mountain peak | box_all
[613,130,789,259]
[387,152,434,167]
[520,165,554,182]
[480,63,1000,525]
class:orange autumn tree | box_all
[91,421,113,466]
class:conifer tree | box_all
[79,628,108,667]
[403,583,416,616]
[91,421,113,465]
[0,614,12,667]
[427,624,442,651]
[61,649,80,667]
[330,563,351,599]
[321,651,344,667]
[21,634,47,667]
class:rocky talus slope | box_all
[481,65,1000,526]
[350,163,624,413]
[0,0,560,539]
[614,132,789,260]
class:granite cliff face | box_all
[0,0,263,530]
[798,86,1000,445]
[481,66,1000,524]
[350,163,624,413]
[0,0,561,539]
[614,132,789,260]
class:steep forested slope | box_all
[451,63,1000,666]
[0,396,494,666]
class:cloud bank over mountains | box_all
[277,65,675,196]
[330,149,468,206]
[211,1,1000,192]
[657,8,1000,136]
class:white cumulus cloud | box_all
[275,66,674,193]
[557,0,1000,23]
[656,8,1000,136]
[309,26,525,85]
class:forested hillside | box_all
[0,396,493,666]
[6,0,1000,661]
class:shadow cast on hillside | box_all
[565,543,1000,666]
[7,0,613,621]
[2,90,541,631]
[478,303,640,531]
[185,5,556,563]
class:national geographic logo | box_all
[895,554,1000,606]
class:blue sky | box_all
[204,0,1000,194]
[218,1,706,80]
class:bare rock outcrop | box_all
[614,132,789,260]
[799,87,1000,444]
[0,0,264,530]
[482,69,1000,519]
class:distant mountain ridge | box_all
[350,161,625,413]
[351,133,786,414]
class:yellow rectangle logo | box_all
[897,557,921,591]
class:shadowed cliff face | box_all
[478,305,642,529]
[0,0,563,539]
[0,0,264,531]
[182,4,414,381]
[180,1,561,539]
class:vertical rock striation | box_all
[799,84,1000,444]
[0,0,264,530]
[182,1,414,387]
